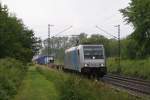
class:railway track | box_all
[103,74,150,95]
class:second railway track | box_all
[103,74,150,95]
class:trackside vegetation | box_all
[0,58,27,100]
[107,58,150,80]
[33,66,141,100]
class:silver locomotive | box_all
[64,44,107,77]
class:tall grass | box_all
[0,58,27,100]
[107,58,150,80]
[37,66,141,100]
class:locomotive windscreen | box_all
[83,46,104,59]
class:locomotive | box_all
[64,44,107,77]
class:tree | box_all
[120,0,150,58]
[0,3,40,62]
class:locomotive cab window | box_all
[83,46,104,59]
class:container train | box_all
[64,44,107,77]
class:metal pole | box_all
[48,24,50,67]
[48,24,54,67]
[117,25,121,73]
[96,26,118,39]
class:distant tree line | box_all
[0,3,41,62]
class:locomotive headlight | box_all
[100,64,104,67]
[84,64,88,67]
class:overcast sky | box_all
[2,0,133,39]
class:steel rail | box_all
[103,74,150,95]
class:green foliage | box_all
[107,58,150,80]
[120,38,138,59]
[0,58,27,100]
[107,39,118,57]
[120,0,150,58]
[0,3,41,62]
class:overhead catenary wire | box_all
[53,26,73,37]
[49,25,73,58]
[96,25,118,39]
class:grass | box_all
[13,66,59,100]
[107,58,150,80]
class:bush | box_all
[107,58,150,80]
[0,58,27,100]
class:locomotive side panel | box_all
[64,47,81,72]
